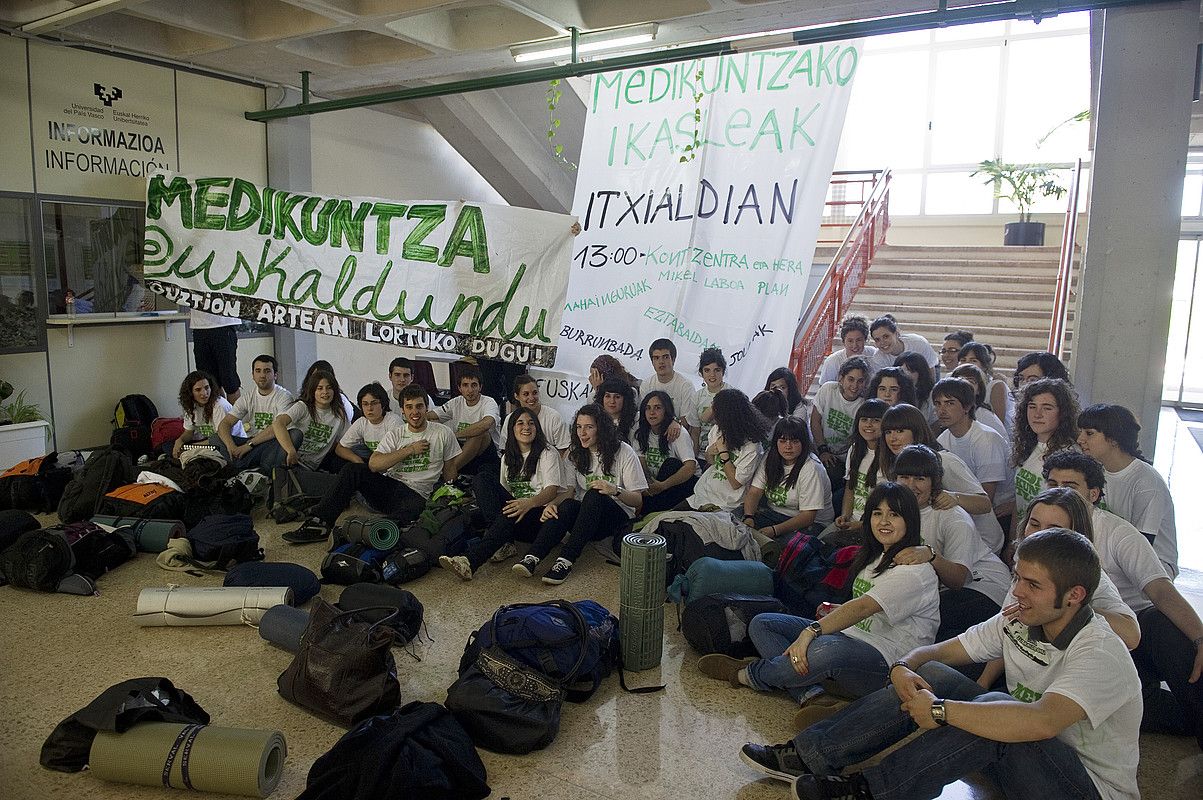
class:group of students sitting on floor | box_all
[167,317,1201,799]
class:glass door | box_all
[1163,238,1203,406]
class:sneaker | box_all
[512,555,540,578]
[739,742,811,782]
[438,555,474,582]
[489,542,519,563]
[282,517,332,545]
[791,774,873,800]
[697,654,755,687]
[541,557,573,585]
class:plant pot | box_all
[0,419,51,471]
[1003,221,1046,246]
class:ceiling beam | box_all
[18,0,144,35]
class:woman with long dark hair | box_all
[893,351,935,424]
[950,363,1006,436]
[836,399,888,530]
[441,408,566,580]
[1011,378,1079,538]
[172,370,243,459]
[699,482,939,722]
[684,389,772,512]
[742,416,831,538]
[867,367,917,409]
[958,341,1013,431]
[632,390,698,514]
[516,404,647,586]
[266,368,349,470]
[765,367,805,417]
[594,377,637,444]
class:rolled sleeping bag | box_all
[90,515,185,553]
[342,516,402,551]
[135,586,293,627]
[89,721,286,797]
[224,562,321,605]
[258,604,310,653]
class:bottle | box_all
[65,289,76,320]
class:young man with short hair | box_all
[499,374,571,452]
[429,365,500,473]
[387,356,432,409]
[332,383,402,463]
[640,338,694,437]
[286,385,461,543]
[746,527,1143,800]
[215,354,294,469]
[1042,449,1203,748]
[867,315,938,375]
[933,377,1014,540]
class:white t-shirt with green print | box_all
[229,384,293,437]
[376,422,462,499]
[436,394,502,451]
[843,562,940,663]
[687,382,728,449]
[184,397,242,441]
[500,446,565,499]
[813,381,864,456]
[845,448,878,519]
[1014,441,1049,522]
[566,442,648,518]
[339,413,404,453]
[685,440,761,512]
[751,457,826,518]
[284,401,347,470]
[632,429,697,478]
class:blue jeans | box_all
[794,662,1102,800]
[213,429,302,472]
[746,613,889,703]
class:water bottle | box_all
[65,289,76,320]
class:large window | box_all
[835,13,1092,215]
[0,197,40,352]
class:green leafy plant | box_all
[546,79,577,171]
[0,390,46,424]
[971,159,1067,223]
[679,66,706,163]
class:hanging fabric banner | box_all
[542,42,861,410]
[142,170,575,366]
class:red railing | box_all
[1048,158,1083,358]
[789,169,892,390]
[818,170,885,244]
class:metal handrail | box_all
[1048,159,1083,356]
[789,169,892,391]
[819,170,883,244]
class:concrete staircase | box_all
[838,244,1077,383]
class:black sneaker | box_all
[739,742,811,782]
[282,516,332,544]
[512,555,540,578]
[541,557,573,585]
[791,774,873,800]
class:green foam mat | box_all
[620,533,666,671]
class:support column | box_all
[265,88,317,390]
[1072,1,1199,456]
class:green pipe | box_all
[245,0,1153,122]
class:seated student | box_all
[764,528,1141,800]
[933,377,1014,537]
[1013,350,1071,391]
[940,330,974,375]
[688,347,730,455]
[893,445,1012,640]
[1077,403,1178,578]
[641,339,696,440]
[263,369,349,472]
[632,391,698,514]
[959,341,1014,432]
[214,354,293,468]
[302,360,356,422]
[700,483,939,723]
[683,389,771,513]
[743,416,829,540]
[172,370,243,460]
[1042,450,1203,748]
[1011,377,1080,544]
[752,389,789,423]
[594,377,637,445]
[894,351,936,425]
[878,404,1004,554]
[499,374,571,452]
[439,408,565,581]
[834,400,888,532]
[286,385,461,542]
[333,383,402,462]
[868,314,939,374]
[866,367,917,409]
[818,315,879,385]
[387,356,431,411]
[765,367,806,418]
[588,354,640,392]
[430,365,500,474]
[515,404,647,585]
[811,357,869,488]
[949,363,1007,436]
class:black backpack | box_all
[57,447,136,523]
[0,522,134,594]
[111,395,158,460]
[185,514,263,570]
[321,542,390,585]
[0,453,75,513]
[680,593,787,658]
[338,583,425,646]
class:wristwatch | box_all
[806,621,823,636]
[930,699,948,726]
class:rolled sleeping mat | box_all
[258,604,310,653]
[619,533,667,671]
[342,516,402,551]
[135,586,293,627]
[90,515,185,553]
[89,722,286,797]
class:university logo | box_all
[93,83,123,106]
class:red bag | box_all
[151,417,184,450]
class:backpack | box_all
[97,482,187,521]
[337,583,425,646]
[0,453,74,513]
[111,394,158,460]
[400,497,470,560]
[680,593,786,657]
[268,467,337,523]
[321,542,390,585]
[185,513,263,570]
[667,557,774,606]
[151,417,184,452]
[0,522,134,594]
[57,447,136,523]
[380,546,432,585]
[773,532,851,616]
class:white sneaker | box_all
[489,542,519,563]
[438,555,473,582]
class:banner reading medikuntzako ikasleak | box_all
[142,170,575,367]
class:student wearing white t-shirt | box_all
[439,408,567,580]
[934,377,1015,538]
[778,527,1141,800]
[764,367,808,419]
[499,374,571,452]
[632,391,698,514]
[517,404,648,586]
[172,370,243,460]
[594,377,637,445]
[743,416,828,539]
[700,483,939,715]
[387,356,432,415]
[684,389,771,513]
[894,445,1013,640]
[687,347,729,457]
[265,369,349,472]
[818,315,879,385]
[1077,403,1179,577]
[639,338,695,438]
[894,350,937,427]
[215,354,294,469]
[301,359,356,424]
[811,357,868,464]
[868,314,939,373]
[430,366,501,474]
[834,399,888,532]
[1011,378,1079,544]
[334,383,402,462]
[1042,452,1203,746]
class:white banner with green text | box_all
[142,170,575,366]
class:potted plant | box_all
[0,382,52,470]
[971,159,1067,245]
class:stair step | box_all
[868,258,1070,274]
[862,273,1074,290]
[854,288,1056,311]
[879,244,1063,259]
[848,302,1064,324]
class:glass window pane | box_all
[1162,241,1197,402]
[835,50,930,171]
[1000,34,1091,163]
[863,30,932,52]
[933,21,1006,42]
[886,172,923,216]
[42,202,149,315]
[0,197,39,351]
[925,171,995,214]
[1183,172,1203,217]
[930,46,1001,165]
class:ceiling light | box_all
[511,23,658,64]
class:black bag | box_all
[268,467,338,523]
[338,582,424,645]
[278,597,401,727]
[321,542,389,585]
[111,394,158,460]
[0,453,74,513]
[0,509,40,568]
[680,593,787,657]
[380,546,432,585]
[399,506,469,560]
[97,481,187,521]
[57,447,136,523]
[186,513,262,569]
[0,522,134,594]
